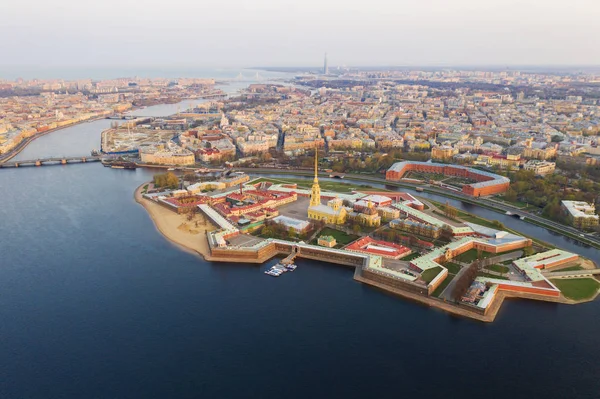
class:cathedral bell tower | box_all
[310,144,321,207]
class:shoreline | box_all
[134,183,215,260]
[0,94,199,164]
[133,182,598,322]
[0,116,105,163]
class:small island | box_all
[137,158,600,322]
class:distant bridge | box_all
[0,156,102,169]
[106,115,165,120]
[505,211,526,220]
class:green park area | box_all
[421,266,443,284]
[453,248,506,263]
[550,278,600,301]
[444,262,462,274]
[496,195,531,209]
[251,177,390,193]
[314,227,359,247]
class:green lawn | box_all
[557,265,584,272]
[421,266,443,284]
[432,273,455,297]
[315,227,359,246]
[401,252,422,261]
[551,278,600,301]
[486,264,510,274]
[477,272,509,280]
[496,195,530,209]
[460,215,506,230]
[444,262,462,274]
[250,177,391,193]
[453,248,499,263]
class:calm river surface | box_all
[1,101,599,398]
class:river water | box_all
[1,102,599,399]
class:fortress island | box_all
[136,151,600,322]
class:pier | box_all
[281,246,299,265]
[0,156,102,168]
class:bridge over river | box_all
[0,156,102,168]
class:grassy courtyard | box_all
[421,266,443,284]
[453,248,505,263]
[314,227,359,247]
[444,262,462,274]
[550,278,600,301]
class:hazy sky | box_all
[2,0,599,68]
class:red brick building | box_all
[386,161,510,197]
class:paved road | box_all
[440,266,469,302]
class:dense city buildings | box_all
[0,76,218,158]
[3,68,600,231]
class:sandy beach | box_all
[134,184,215,259]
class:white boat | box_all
[285,264,297,271]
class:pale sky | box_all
[1,0,599,68]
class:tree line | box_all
[153,172,180,189]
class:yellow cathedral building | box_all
[307,146,347,224]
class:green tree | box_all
[504,188,518,203]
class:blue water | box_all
[1,104,600,398]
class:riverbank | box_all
[134,181,600,322]
[0,116,105,163]
[1,94,203,164]
[134,183,215,259]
